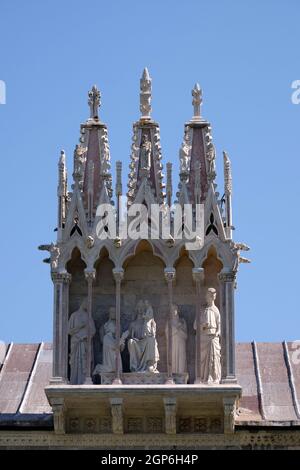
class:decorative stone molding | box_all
[99,372,188,385]
[164,268,176,283]
[112,268,124,283]
[50,398,66,435]
[51,272,72,283]
[84,269,96,282]
[164,397,177,435]
[2,430,300,449]
[218,271,236,283]
[223,151,232,195]
[223,397,236,434]
[110,398,124,434]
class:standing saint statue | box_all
[140,134,152,171]
[94,307,128,374]
[88,85,101,119]
[166,304,188,374]
[68,298,96,384]
[128,300,159,373]
[194,288,221,383]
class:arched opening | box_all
[67,247,87,314]
[93,247,115,366]
[174,248,196,382]
[66,247,87,381]
[202,246,223,310]
[122,240,167,372]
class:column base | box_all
[49,376,67,385]
[221,376,237,384]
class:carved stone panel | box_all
[126,417,144,433]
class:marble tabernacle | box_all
[37,68,252,440]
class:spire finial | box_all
[223,151,232,194]
[88,85,101,119]
[140,67,152,120]
[191,83,203,121]
[59,149,66,165]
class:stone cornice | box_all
[1,430,300,449]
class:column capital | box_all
[51,271,72,284]
[223,396,236,434]
[192,267,204,283]
[49,397,66,435]
[112,267,124,283]
[218,269,236,283]
[164,267,176,283]
[84,269,96,282]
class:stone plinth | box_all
[45,383,241,436]
[98,372,189,385]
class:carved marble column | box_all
[218,270,237,383]
[51,271,71,384]
[84,269,96,384]
[164,397,177,434]
[164,267,176,384]
[192,267,204,383]
[112,268,124,385]
[110,397,124,434]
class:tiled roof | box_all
[0,342,300,428]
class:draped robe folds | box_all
[128,316,159,372]
[166,317,188,373]
[98,320,122,373]
[199,305,221,383]
[68,308,96,384]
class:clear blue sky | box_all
[1,0,299,343]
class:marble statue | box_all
[192,83,202,119]
[100,130,111,175]
[194,288,221,383]
[207,144,216,179]
[88,85,101,119]
[73,145,87,185]
[140,67,152,118]
[166,304,188,374]
[94,307,128,374]
[179,127,191,173]
[68,298,96,384]
[127,300,159,373]
[140,134,152,171]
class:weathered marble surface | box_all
[98,372,188,385]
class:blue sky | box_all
[0,0,299,343]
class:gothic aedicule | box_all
[1,70,300,450]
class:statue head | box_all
[109,307,116,320]
[171,304,179,317]
[135,300,144,317]
[143,300,154,320]
[206,288,217,305]
[142,134,149,144]
[80,298,88,312]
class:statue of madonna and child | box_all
[93,299,160,375]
